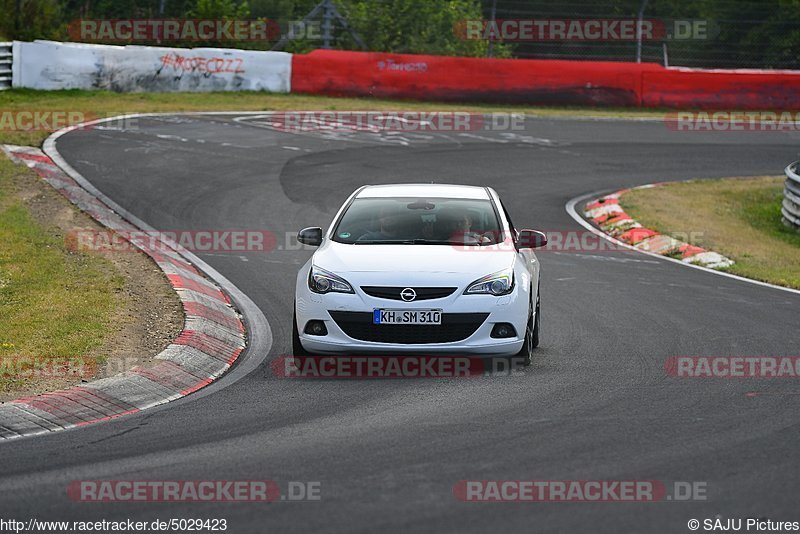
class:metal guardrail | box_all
[783,162,800,230]
[0,42,11,90]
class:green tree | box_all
[190,0,250,18]
[338,0,506,57]
[0,0,62,41]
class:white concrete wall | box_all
[12,40,291,92]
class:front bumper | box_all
[295,275,530,357]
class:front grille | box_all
[360,286,457,301]
[328,311,488,344]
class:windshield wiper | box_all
[354,239,452,245]
[407,239,453,245]
[354,239,416,245]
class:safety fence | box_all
[783,162,800,230]
[0,42,11,90]
[8,41,800,110]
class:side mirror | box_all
[297,227,323,247]
[517,229,547,249]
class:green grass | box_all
[0,88,672,146]
[0,156,122,393]
[622,176,800,289]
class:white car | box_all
[293,184,546,364]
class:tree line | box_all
[1,0,797,68]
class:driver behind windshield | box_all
[440,209,490,244]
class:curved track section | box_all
[1,114,799,533]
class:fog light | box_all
[304,320,328,336]
[491,323,517,338]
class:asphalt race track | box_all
[2,114,799,533]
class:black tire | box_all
[292,308,311,361]
[532,289,541,349]
[515,286,540,366]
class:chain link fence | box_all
[3,0,797,70]
[283,0,799,69]
[478,0,799,69]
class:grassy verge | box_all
[622,176,800,289]
[0,155,123,394]
[0,88,670,147]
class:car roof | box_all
[355,184,491,200]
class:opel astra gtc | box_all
[293,184,546,364]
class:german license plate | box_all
[373,309,442,325]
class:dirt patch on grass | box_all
[0,154,183,401]
[622,176,800,289]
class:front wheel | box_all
[515,288,540,366]
[532,289,540,349]
[292,308,311,360]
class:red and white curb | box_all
[0,145,246,440]
[584,185,734,269]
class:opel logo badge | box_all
[400,288,417,302]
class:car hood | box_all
[313,241,516,275]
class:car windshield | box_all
[331,197,504,245]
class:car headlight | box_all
[308,266,354,294]
[464,268,514,296]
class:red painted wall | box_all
[291,50,800,109]
[642,68,800,109]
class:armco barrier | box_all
[0,42,11,90]
[12,40,291,93]
[291,49,800,110]
[783,162,800,230]
[9,42,800,108]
